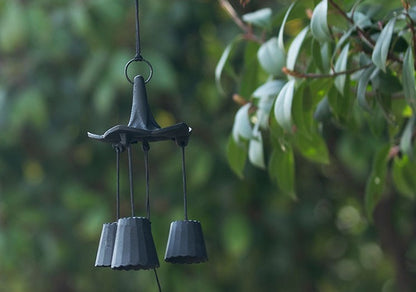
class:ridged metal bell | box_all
[111,216,160,270]
[95,222,117,267]
[164,220,207,264]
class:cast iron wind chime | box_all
[87,0,207,289]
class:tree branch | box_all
[282,64,372,79]
[218,0,263,43]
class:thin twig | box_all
[218,0,263,43]
[282,64,372,79]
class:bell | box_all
[111,216,159,270]
[95,222,117,267]
[164,220,208,264]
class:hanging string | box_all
[143,141,151,220]
[181,146,188,220]
[127,144,135,217]
[115,147,121,220]
[153,269,162,292]
[134,0,142,61]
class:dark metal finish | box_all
[111,217,160,270]
[164,220,208,264]
[87,75,191,146]
[95,222,117,267]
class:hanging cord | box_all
[127,144,135,217]
[153,269,162,292]
[134,0,142,61]
[124,0,153,84]
[181,146,188,220]
[115,147,121,220]
[143,141,151,220]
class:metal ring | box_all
[124,57,153,84]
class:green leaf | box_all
[286,26,309,71]
[269,144,296,199]
[274,79,296,132]
[357,66,375,111]
[392,155,416,199]
[226,136,247,179]
[334,43,350,94]
[278,1,296,51]
[232,103,253,142]
[371,18,396,72]
[257,37,286,76]
[215,37,240,94]
[240,42,261,98]
[402,47,416,113]
[242,8,272,29]
[365,145,390,220]
[248,130,265,169]
[310,0,331,43]
[314,96,331,122]
[311,39,325,72]
[252,80,285,98]
[293,131,329,164]
[400,115,416,158]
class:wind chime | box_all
[87,0,207,288]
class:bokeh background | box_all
[1,0,415,291]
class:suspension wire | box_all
[143,141,151,220]
[127,144,135,217]
[153,269,162,292]
[116,147,121,220]
[181,146,188,220]
[134,0,142,60]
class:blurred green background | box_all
[0,0,415,291]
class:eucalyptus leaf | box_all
[334,43,350,95]
[286,26,309,71]
[357,66,375,111]
[400,115,416,158]
[242,8,272,29]
[257,37,286,76]
[215,37,240,94]
[274,79,296,132]
[248,130,265,169]
[310,0,331,43]
[365,145,389,220]
[232,103,253,142]
[268,144,296,199]
[402,47,416,113]
[371,18,396,72]
[252,80,286,98]
[226,136,247,179]
[278,1,296,51]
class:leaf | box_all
[226,136,247,179]
[402,47,416,113]
[310,0,331,43]
[371,18,396,72]
[357,65,375,111]
[400,115,416,158]
[286,26,309,71]
[257,37,286,76]
[242,8,272,29]
[334,43,350,94]
[365,145,390,220]
[232,103,253,142]
[215,37,240,94]
[252,80,286,98]
[278,1,296,51]
[240,42,261,98]
[248,130,265,169]
[274,79,296,132]
[392,155,416,199]
[293,131,329,164]
[269,144,296,199]
[314,96,331,122]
